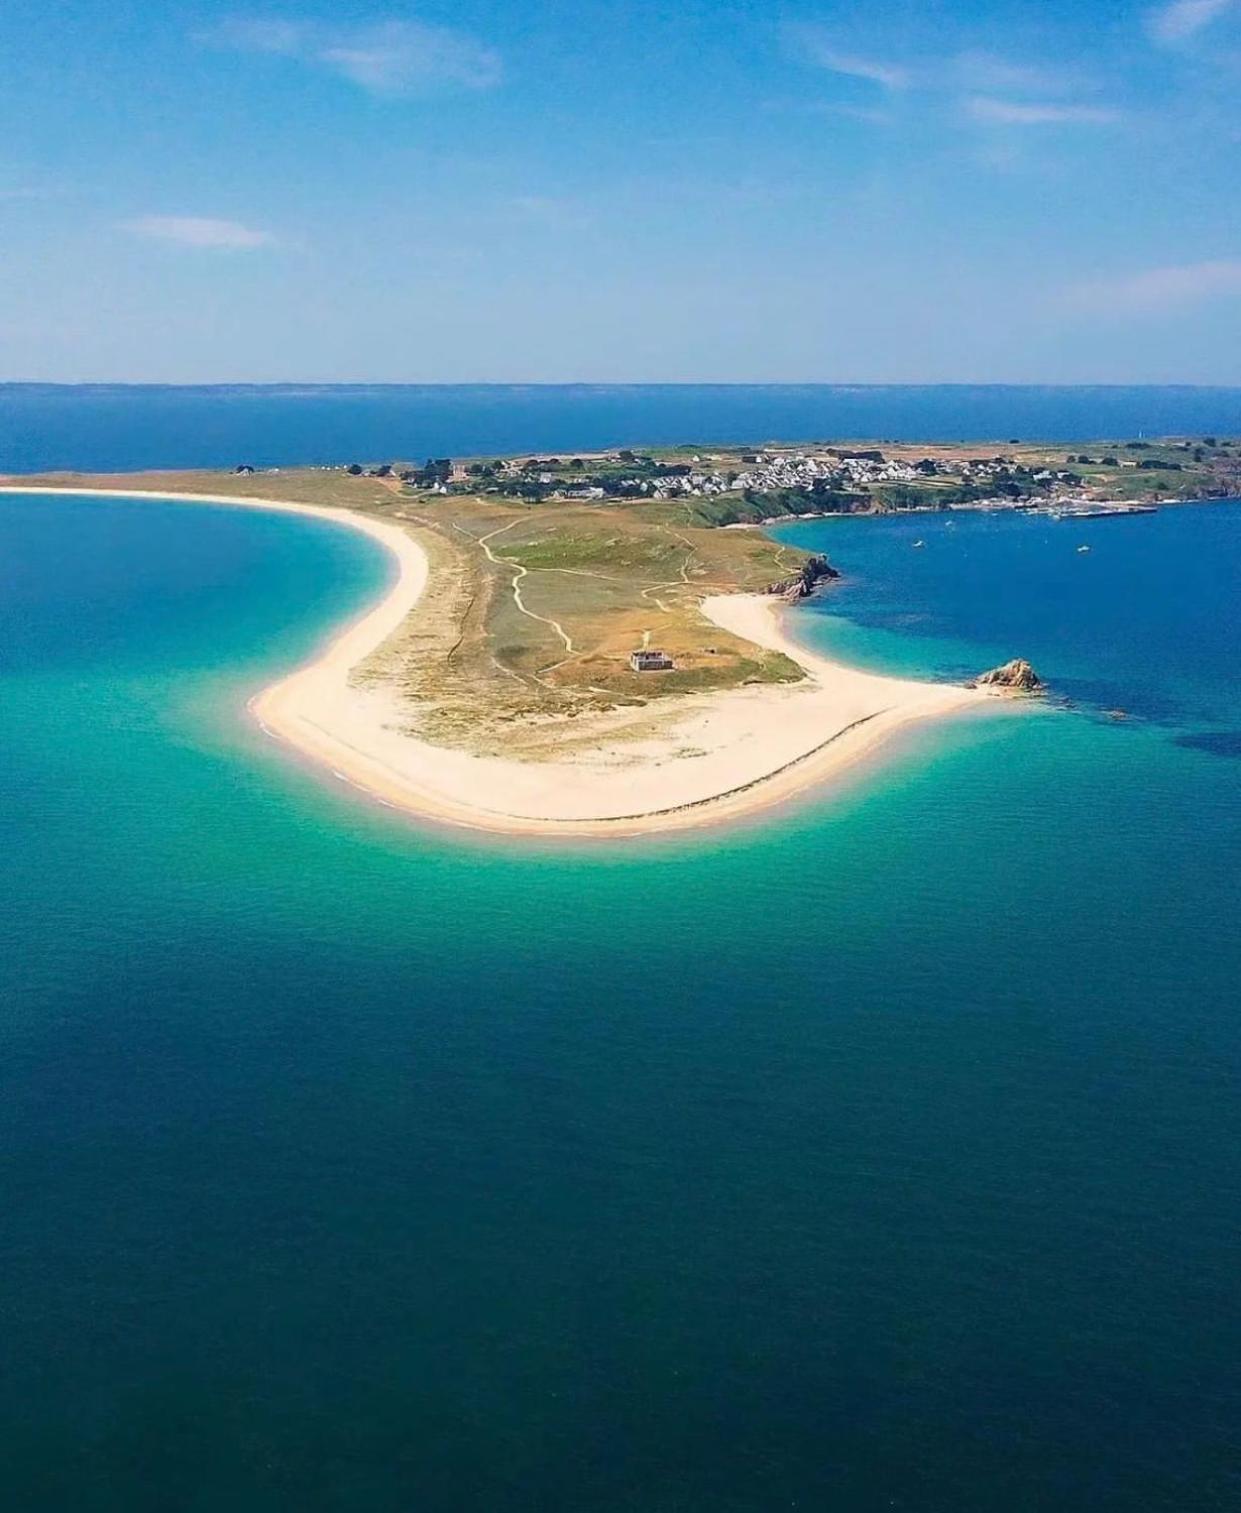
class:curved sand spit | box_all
[3,486,986,837]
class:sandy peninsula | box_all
[2,484,986,837]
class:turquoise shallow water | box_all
[1,493,1239,1511]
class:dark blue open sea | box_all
[1,476,1239,1506]
[2,382,1240,471]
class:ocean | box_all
[1,487,1238,1511]
[2,382,1240,473]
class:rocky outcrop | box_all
[972,658,1043,693]
[766,554,840,602]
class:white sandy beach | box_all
[2,485,986,837]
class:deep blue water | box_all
[2,383,1240,472]
[1,491,1239,1511]
[779,503,1241,730]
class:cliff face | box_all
[766,555,840,602]
[973,658,1043,693]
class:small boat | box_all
[912,539,925,549]
[1077,544,1091,553]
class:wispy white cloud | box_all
[966,96,1121,125]
[1146,0,1235,44]
[204,16,502,95]
[1065,259,1241,311]
[762,98,894,125]
[783,32,1111,124]
[505,194,593,228]
[122,216,277,249]
[785,25,910,89]
[211,17,303,54]
[810,101,895,124]
[952,50,1093,96]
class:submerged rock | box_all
[766,555,840,602]
[972,658,1044,693]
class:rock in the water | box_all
[766,554,840,602]
[973,658,1043,693]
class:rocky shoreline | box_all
[765,555,840,602]
[970,658,1044,694]
[762,550,1046,699]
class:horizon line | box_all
[3,380,1241,392]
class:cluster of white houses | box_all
[731,453,922,492]
[395,446,1095,506]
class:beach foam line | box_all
[1,483,987,838]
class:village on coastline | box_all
[235,433,1240,527]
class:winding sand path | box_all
[1,485,987,838]
[464,518,576,654]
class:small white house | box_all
[629,649,674,672]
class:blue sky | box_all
[2,0,1239,382]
